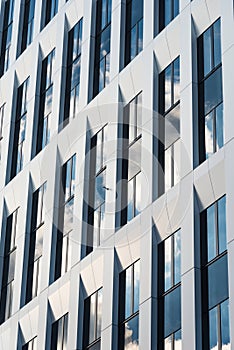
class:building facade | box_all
[0,0,233,349]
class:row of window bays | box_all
[0,195,231,349]
[0,17,224,192]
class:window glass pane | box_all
[8,250,16,283]
[137,19,143,54]
[130,25,137,61]
[164,286,181,337]
[61,233,70,275]
[34,225,44,260]
[133,260,140,313]
[174,329,182,350]
[131,0,143,27]
[165,65,172,112]
[129,99,136,144]
[218,196,226,255]
[174,58,180,104]
[174,230,181,285]
[165,0,172,27]
[164,334,172,350]
[124,314,139,350]
[99,58,105,92]
[44,86,53,117]
[165,104,180,149]
[207,203,216,262]
[173,0,179,18]
[209,307,218,350]
[63,197,74,234]
[208,254,229,309]
[204,67,222,115]
[125,265,132,319]
[128,139,141,180]
[135,172,141,217]
[89,293,96,344]
[214,19,221,68]
[221,299,230,349]
[95,170,106,209]
[96,289,103,339]
[215,103,223,151]
[19,114,26,143]
[127,178,134,222]
[203,28,212,77]
[96,129,104,173]
[99,26,111,60]
[205,111,214,159]
[105,53,110,86]
[101,0,107,29]
[65,159,72,201]
[164,235,172,291]
[71,57,80,90]
[136,93,142,137]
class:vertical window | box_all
[159,57,180,194]
[200,196,230,350]
[93,0,112,97]
[0,208,18,324]
[22,337,37,350]
[64,18,83,126]
[198,19,223,162]
[158,230,182,350]
[20,0,35,53]
[51,313,68,350]
[11,77,29,179]
[36,49,55,154]
[26,183,46,303]
[87,125,107,255]
[159,0,179,31]
[55,155,76,280]
[0,0,15,76]
[125,0,143,66]
[44,0,58,27]
[83,288,103,350]
[121,93,142,226]
[118,260,140,350]
[0,103,5,161]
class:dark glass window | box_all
[20,0,35,53]
[86,125,107,255]
[0,208,18,324]
[51,313,68,350]
[22,337,37,350]
[26,183,46,304]
[63,18,83,126]
[118,260,140,350]
[11,77,29,179]
[121,93,142,226]
[159,57,180,195]
[159,0,179,31]
[200,196,230,350]
[44,0,58,28]
[83,288,103,350]
[158,230,182,350]
[55,154,76,280]
[0,0,15,76]
[36,49,55,154]
[125,0,143,66]
[93,0,112,97]
[198,18,223,162]
[0,103,5,161]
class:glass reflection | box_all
[125,265,132,319]
[221,299,230,349]
[71,58,80,89]
[205,112,214,159]
[89,293,96,344]
[100,26,110,60]
[174,329,182,350]
[63,198,74,234]
[8,250,16,282]
[174,230,181,285]
[204,67,222,115]
[209,307,218,350]
[165,65,172,111]
[138,19,143,54]
[218,196,226,255]
[135,172,141,216]
[164,286,181,337]
[214,19,221,68]
[127,178,134,222]
[174,57,180,104]
[207,204,216,262]
[124,314,139,350]
[215,103,223,151]
[203,28,212,77]
[164,236,172,291]
[133,260,140,313]
[97,289,103,339]
[208,254,228,309]
[165,0,172,27]
[130,25,137,61]
[34,225,43,260]
[95,170,106,209]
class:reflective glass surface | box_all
[208,254,228,309]
[214,19,221,69]
[204,67,222,115]
[207,203,216,262]
[164,235,172,291]
[205,111,214,158]
[209,306,218,350]
[124,314,139,350]
[63,198,74,234]
[218,196,226,255]
[215,103,223,152]
[164,286,181,337]
[125,265,132,319]
[95,170,106,209]
[221,299,230,349]
[203,27,212,77]
[174,230,181,285]
[133,260,140,313]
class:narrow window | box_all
[159,0,179,31]
[11,77,29,179]
[197,19,223,162]
[44,0,58,28]
[0,208,18,324]
[36,49,55,154]
[20,0,36,53]
[51,313,68,350]
[158,230,182,350]
[64,18,83,126]
[86,125,107,255]
[26,183,46,303]
[83,288,103,350]
[55,155,76,280]
[159,57,180,194]
[0,0,15,76]
[200,196,230,350]
[22,336,37,350]
[118,260,140,350]
[121,93,142,226]
[93,0,112,97]
[125,0,143,66]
